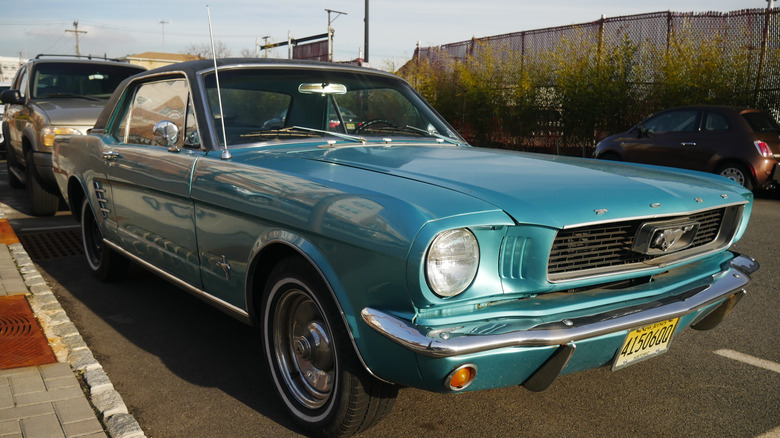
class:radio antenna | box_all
[207,5,231,159]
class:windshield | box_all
[203,68,462,146]
[32,62,144,99]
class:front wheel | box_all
[25,151,59,216]
[81,198,128,281]
[262,258,397,437]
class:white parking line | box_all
[714,349,780,374]
[715,350,780,438]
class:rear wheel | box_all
[262,257,397,437]
[81,198,128,281]
[716,162,754,191]
[25,150,59,216]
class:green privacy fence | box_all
[399,8,780,156]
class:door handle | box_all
[102,150,121,161]
[681,142,696,147]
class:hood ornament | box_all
[650,203,661,208]
[594,209,608,215]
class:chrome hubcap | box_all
[273,289,335,409]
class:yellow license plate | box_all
[612,318,680,371]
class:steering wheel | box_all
[354,119,394,134]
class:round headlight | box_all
[426,228,479,297]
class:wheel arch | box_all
[713,158,757,185]
[245,236,380,380]
[596,149,624,160]
[66,176,88,221]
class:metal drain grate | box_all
[0,295,57,369]
[17,229,84,261]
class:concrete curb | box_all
[1,213,146,438]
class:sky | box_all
[0,0,766,70]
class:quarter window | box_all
[703,112,730,131]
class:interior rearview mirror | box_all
[298,83,347,95]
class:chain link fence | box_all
[409,8,779,155]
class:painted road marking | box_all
[714,349,780,374]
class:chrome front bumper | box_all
[361,255,759,359]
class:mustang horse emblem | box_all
[650,225,697,252]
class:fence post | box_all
[754,5,773,105]
[597,15,605,65]
[666,11,673,55]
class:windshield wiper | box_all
[290,126,366,144]
[38,93,101,101]
[241,126,322,139]
[240,126,367,144]
[402,125,464,145]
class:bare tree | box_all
[180,40,233,59]
[240,48,259,58]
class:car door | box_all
[105,76,203,288]
[695,109,741,171]
[623,108,702,170]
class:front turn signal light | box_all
[446,364,477,391]
[41,126,83,148]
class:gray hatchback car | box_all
[594,105,780,191]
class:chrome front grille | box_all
[546,206,736,282]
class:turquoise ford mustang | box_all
[52,59,759,437]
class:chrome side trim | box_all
[362,255,758,358]
[104,239,251,324]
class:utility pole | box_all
[159,20,170,52]
[262,36,270,58]
[65,21,87,58]
[325,8,347,62]
[364,0,369,62]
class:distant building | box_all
[119,52,203,70]
[0,56,27,82]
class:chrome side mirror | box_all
[153,120,181,152]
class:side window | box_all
[645,110,699,133]
[113,78,196,147]
[703,112,730,131]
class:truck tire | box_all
[25,150,59,216]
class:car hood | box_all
[33,99,107,126]
[290,143,750,228]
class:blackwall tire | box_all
[262,258,397,437]
[81,198,128,282]
[25,151,58,216]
